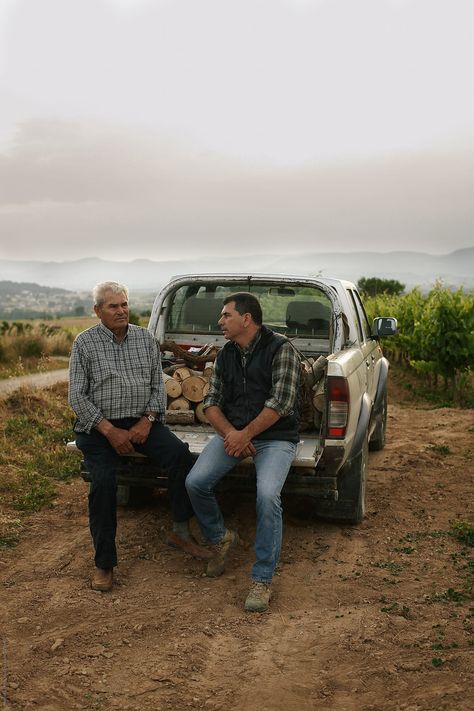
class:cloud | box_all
[3,1,474,164]
[0,118,473,260]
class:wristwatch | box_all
[145,413,156,423]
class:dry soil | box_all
[0,377,473,710]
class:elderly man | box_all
[69,281,210,592]
[186,292,301,612]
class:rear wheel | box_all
[316,434,368,524]
[116,485,154,507]
[369,391,387,451]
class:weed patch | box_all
[450,520,474,547]
[0,514,22,548]
[379,598,411,618]
[427,444,452,456]
[430,588,473,603]
[0,383,76,521]
[370,560,405,575]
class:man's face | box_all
[94,291,129,332]
[218,301,247,341]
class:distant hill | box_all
[0,280,154,318]
[0,280,89,319]
[0,280,70,296]
[0,248,472,293]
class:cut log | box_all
[172,367,192,382]
[165,409,195,424]
[163,373,182,398]
[168,397,191,411]
[202,381,210,398]
[181,375,207,403]
[195,402,210,424]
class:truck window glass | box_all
[346,289,363,343]
[166,282,332,339]
[353,291,371,341]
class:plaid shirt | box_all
[204,329,300,417]
[69,323,166,433]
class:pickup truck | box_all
[70,273,397,523]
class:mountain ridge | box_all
[0,248,472,292]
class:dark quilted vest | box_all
[217,326,299,443]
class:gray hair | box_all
[93,281,129,306]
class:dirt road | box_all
[0,379,473,710]
[0,369,69,399]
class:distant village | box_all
[0,281,154,319]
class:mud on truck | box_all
[69,274,397,524]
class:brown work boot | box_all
[244,581,272,612]
[206,529,240,578]
[91,567,114,592]
[167,532,213,560]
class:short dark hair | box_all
[223,292,262,325]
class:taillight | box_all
[327,376,349,438]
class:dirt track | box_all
[0,370,69,399]
[0,379,473,710]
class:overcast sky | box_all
[0,0,473,262]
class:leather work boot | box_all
[166,532,213,560]
[91,567,114,592]
[206,529,241,578]
[244,581,272,612]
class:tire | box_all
[369,391,387,451]
[116,485,154,507]
[316,434,368,524]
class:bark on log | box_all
[160,340,218,367]
[313,379,325,412]
[202,362,214,379]
[173,367,192,382]
[311,355,328,382]
[165,409,195,424]
[163,373,182,398]
[195,402,210,424]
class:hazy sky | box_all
[0,0,473,262]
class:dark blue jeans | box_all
[75,418,195,569]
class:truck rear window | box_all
[166,282,332,338]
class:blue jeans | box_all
[75,419,195,569]
[186,436,297,583]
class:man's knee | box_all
[185,463,211,496]
[185,468,199,496]
[257,485,281,511]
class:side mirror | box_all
[372,317,397,338]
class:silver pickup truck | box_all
[70,273,397,523]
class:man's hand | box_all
[105,426,135,455]
[224,427,256,458]
[129,417,152,445]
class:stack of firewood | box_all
[299,355,327,430]
[163,362,214,424]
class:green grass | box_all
[0,355,69,379]
[427,444,452,456]
[450,520,474,547]
[0,383,77,519]
[380,601,411,618]
[370,560,405,575]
